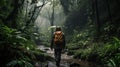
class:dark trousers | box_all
[54,49,62,67]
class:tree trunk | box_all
[94,0,101,41]
[51,0,55,37]
[106,0,113,24]
[59,0,69,15]
[5,0,25,29]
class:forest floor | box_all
[36,45,99,67]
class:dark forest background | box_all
[0,0,120,67]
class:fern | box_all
[7,59,33,67]
[108,59,116,67]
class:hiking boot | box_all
[56,61,60,67]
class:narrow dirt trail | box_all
[37,45,70,67]
[37,45,99,67]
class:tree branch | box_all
[23,0,48,30]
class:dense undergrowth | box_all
[67,32,120,67]
[0,0,55,66]
[0,23,53,67]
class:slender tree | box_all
[24,0,48,30]
[94,0,101,40]
[105,0,113,38]
[51,0,55,37]
[105,0,113,24]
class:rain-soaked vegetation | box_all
[0,0,120,67]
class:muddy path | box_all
[37,45,100,67]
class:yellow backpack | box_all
[54,31,63,44]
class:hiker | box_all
[51,26,66,67]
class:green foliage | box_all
[61,0,120,66]
[108,53,120,67]
[0,24,53,66]
[0,24,34,66]
[74,48,92,60]
[62,0,92,41]
[67,25,94,50]
[68,36,120,66]
[0,24,33,49]
[108,59,116,67]
[105,37,120,67]
[0,0,13,21]
[74,37,119,64]
[0,0,53,66]
[7,59,33,67]
[67,50,75,55]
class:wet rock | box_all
[44,48,50,51]
[70,63,80,67]
[47,61,57,67]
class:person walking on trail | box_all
[51,26,66,67]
